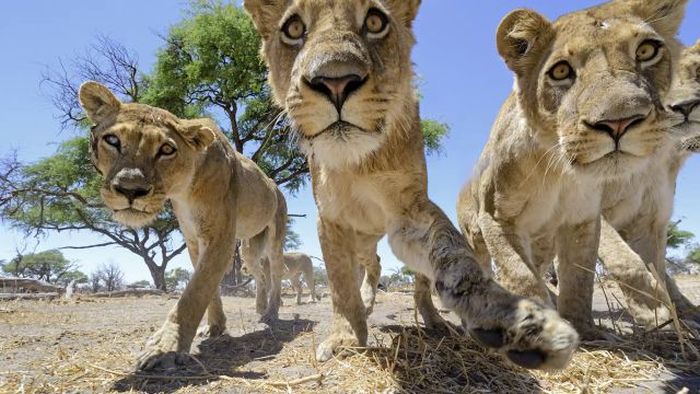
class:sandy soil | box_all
[0,277,698,393]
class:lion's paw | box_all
[315,331,359,362]
[137,324,187,370]
[466,297,579,370]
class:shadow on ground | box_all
[112,317,315,394]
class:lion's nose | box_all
[670,98,700,118]
[590,114,647,142]
[307,74,366,112]
[114,184,152,203]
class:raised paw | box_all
[137,323,187,370]
[315,331,359,362]
[466,298,579,370]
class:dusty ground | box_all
[0,277,698,394]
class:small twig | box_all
[265,373,323,387]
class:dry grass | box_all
[0,286,698,394]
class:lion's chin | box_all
[299,124,385,170]
[573,151,651,181]
[112,208,159,228]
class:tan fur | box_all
[598,40,700,327]
[79,81,288,370]
[246,0,578,370]
[457,0,686,340]
[243,252,319,305]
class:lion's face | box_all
[668,40,700,153]
[245,0,419,169]
[497,0,686,178]
[78,82,215,228]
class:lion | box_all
[457,0,686,340]
[243,252,319,306]
[245,0,578,370]
[78,81,288,370]
[596,40,700,328]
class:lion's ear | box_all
[385,0,421,27]
[179,119,217,150]
[496,9,554,77]
[243,0,287,40]
[690,39,700,54]
[79,81,121,124]
[624,0,687,38]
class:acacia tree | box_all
[0,249,87,286]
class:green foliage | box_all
[665,221,699,275]
[0,249,86,286]
[421,119,450,156]
[667,221,695,249]
[284,219,302,251]
[3,137,104,233]
[313,265,328,287]
[165,267,192,291]
[129,280,152,288]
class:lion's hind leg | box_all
[241,235,268,316]
[414,273,451,334]
[302,258,318,303]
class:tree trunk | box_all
[220,241,241,296]
[144,258,168,291]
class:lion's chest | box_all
[313,170,387,235]
[512,176,602,236]
[603,162,674,229]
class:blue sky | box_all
[1,1,699,283]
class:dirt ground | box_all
[1,277,699,394]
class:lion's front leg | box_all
[184,237,227,338]
[629,222,700,326]
[478,213,552,304]
[315,218,368,362]
[138,236,235,371]
[556,218,611,340]
[598,219,671,328]
[388,200,578,370]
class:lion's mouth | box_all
[114,207,154,215]
[305,120,374,141]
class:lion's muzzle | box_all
[110,167,153,204]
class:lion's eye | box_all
[364,8,389,37]
[281,15,305,45]
[158,144,176,157]
[636,40,662,64]
[548,61,574,82]
[103,134,121,150]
